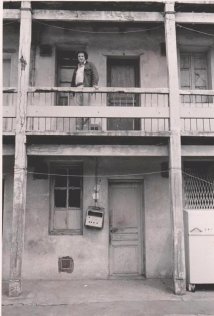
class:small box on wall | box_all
[85,206,105,229]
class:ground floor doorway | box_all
[109,180,144,277]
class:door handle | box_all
[110,228,118,233]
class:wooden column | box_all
[164,2,186,295]
[9,1,32,297]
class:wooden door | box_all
[107,58,140,130]
[109,181,144,276]
[57,50,77,105]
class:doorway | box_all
[107,57,140,130]
[56,49,78,105]
[109,181,144,277]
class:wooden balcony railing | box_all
[180,90,214,134]
[3,87,214,135]
[3,88,17,133]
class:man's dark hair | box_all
[77,51,88,60]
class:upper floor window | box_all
[49,164,83,235]
[180,52,209,103]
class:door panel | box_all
[111,245,138,274]
[109,182,143,276]
[107,59,140,130]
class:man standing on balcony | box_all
[71,51,99,129]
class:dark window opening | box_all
[50,164,83,235]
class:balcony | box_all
[180,90,214,135]
[3,87,214,136]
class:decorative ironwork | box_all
[184,167,214,209]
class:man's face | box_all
[78,53,86,64]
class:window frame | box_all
[49,162,83,235]
[179,50,211,104]
[179,51,209,90]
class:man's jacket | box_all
[71,61,99,87]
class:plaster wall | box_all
[2,156,172,280]
[3,24,214,89]
[34,25,168,88]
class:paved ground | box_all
[2,279,214,316]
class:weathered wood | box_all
[3,87,17,93]
[4,3,214,24]
[180,89,214,96]
[181,131,214,137]
[5,86,213,96]
[28,87,169,94]
[165,2,186,295]
[3,107,16,117]
[182,145,214,156]
[9,1,32,297]
[181,108,214,118]
[3,144,15,156]
[175,0,214,3]
[27,144,168,156]
[27,105,169,118]
[25,130,171,137]
[32,10,164,22]
[3,131,17,136]
[3,9,20,20]
[5,117,12,131]
[176,12,214,24]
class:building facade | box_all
[2,0,214,297]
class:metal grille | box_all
[58,256,74,273]
[184,168,214,209]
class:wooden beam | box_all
[182,145,214,156]
[3,107,16,117]
[27,144,168,157]
[27,106,169,118]
[181,131,214,137]
[165,2,186,295]
[9,1,32,298]
[176,12,214,24]
[3,131,16,136]
[181,108,214,118]
[32,10,164,22]
[28,87,169,94]
[3,144,214,157]
[3,9,20,20]
[25,131,170,137]
[175,0,214,3]
[180,89,214,96]
[3,87,18,93]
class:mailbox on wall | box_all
[85,206,104,229]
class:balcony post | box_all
[164,2,186,294]
[9,1,32,297]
